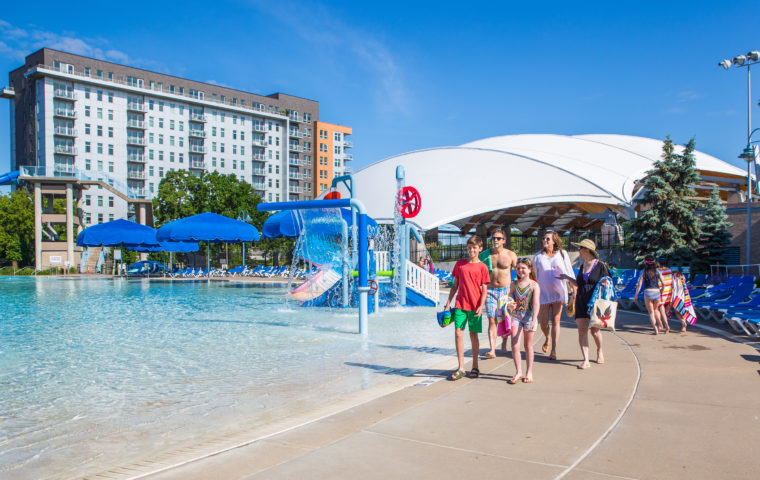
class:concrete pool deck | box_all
[86,309,756,480]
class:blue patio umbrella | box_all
[156,212,260,274]
[76,219,160,248]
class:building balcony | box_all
[53,163,75,175]
[288,171,306,180]
[289,114,299,123]
[189,161,206,170]
[128,187,147,199]
[127,102,146,112]
[288,144,303,152]
[127,136,147,146]
[251,139,267,148]
[189,144,207,154]
[253,124,266,133]
[252,167,266,176]
[54,144,77,155]
[53,108,76,118]
[343,140,353,148]
[127,170,146,180]
[127,119,145,129]
[288,186,303,194]
[252,181,265,190]
[254,188,266,197]
[54,127,76,137]
[344,154,353,161]
[53,89,76,100]
[289,130,305,138]
[127,153,146,163]
[189,129,206,138]
[189,113,207,122]
[252,153,265,161]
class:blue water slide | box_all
[0,171,20,185]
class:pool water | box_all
[0,277,453,479]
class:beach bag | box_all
[497,318,511,338]
[588,276,617,330]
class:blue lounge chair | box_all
[694,280,755,322]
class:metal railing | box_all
[189,161,206,170]
[343,140,353,148]
[189,144,207,153]
[53,89,76,100]
[252,167,266,175]
[127,136,146,146]
[253,124,267,132]
[252,153,265,161]
[344,153,353,161]
[127,119,145,129]
[189,129,206,138]
[251,139,267,147]
[54,144,77,155]
[288,186,303,194]
[375,251,391,271]
[127,170,146,180]
[189,113,207,122]
[53,163,75,174]
[54,108,76,118]
[127,153,146,163]
[127,102,146,112]
[54,127,76,136]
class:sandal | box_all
[507,375,523,384]
[448,369,466,381]
[522,377,534,383]
[468,367,480,379]
[542,341,550,354]
[484,352,496,359]
[548,352,557,361]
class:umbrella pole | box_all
[242,242,246,268]
[207,242,210,279]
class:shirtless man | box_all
[480,227,518,358]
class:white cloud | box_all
[0,19,162,71]
[677,90,701,102]
[247,1,410,115]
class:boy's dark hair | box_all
[467,235,484,248]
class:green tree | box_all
[0,189,35,266]
[695,187,733,272]
[627,136,703,266]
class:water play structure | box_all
[258,167,440,334]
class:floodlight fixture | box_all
[719,59,732,70]
[733,55,747,66]
[748,51,760,62]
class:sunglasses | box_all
[492,236,505,240]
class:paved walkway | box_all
[92,310,760,480]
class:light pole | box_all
[719,50,760,265]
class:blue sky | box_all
[1,0,759,177]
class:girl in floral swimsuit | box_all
[507,258,541,384]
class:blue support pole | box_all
[341,219,349,308]
[258,198,369,335]
[396,166,407,306]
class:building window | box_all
[108,161,113,172]
[108,127,113,138]
[84,106,90,117]
[85,195,91,206]
[85,158,91,170]
[108,196,114,207]
[108,145,113,155]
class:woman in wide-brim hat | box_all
[565,239,609,369]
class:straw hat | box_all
[571,238,599,258]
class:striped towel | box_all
[671,273,697,325]
[659,267,673,303]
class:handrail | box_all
[405,260,440,304]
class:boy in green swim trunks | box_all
[444,235,490,380]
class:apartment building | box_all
[314,121,353,196]
[5,48,351,225]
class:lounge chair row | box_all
[615,272,760,337]
[166,265,316,279]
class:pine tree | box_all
[627,136,703,265]
[695,187,733,272]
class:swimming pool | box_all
[0,277,453,479]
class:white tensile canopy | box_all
[340,134,748,235]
